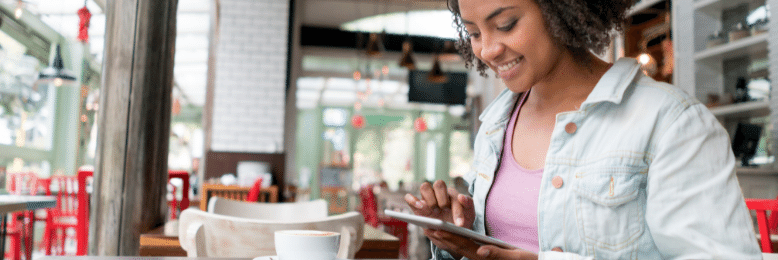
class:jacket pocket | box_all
[572,167,645,251]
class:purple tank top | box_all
[485,92,542,252]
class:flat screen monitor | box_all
[407,70,467,105]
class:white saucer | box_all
[253,257,349,260]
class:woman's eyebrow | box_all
[461,6,518,25]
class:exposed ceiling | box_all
[22,0,458,109]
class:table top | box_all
[37,254,778,260]
[0,195,57,214]
[40,257,398,260]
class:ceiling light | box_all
[427,55,447,83]
[365,33,384,58]
[39,44,77,87]
[398,40,416,70]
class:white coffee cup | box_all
[274,230,341,260]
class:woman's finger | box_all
[419,182,440,211]
[448,188,466,227]
[477,244,535,260]
[404,193,428,215]
[433,180,451,209]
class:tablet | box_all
[384,210,518,250]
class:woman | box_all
[404,0,761,259]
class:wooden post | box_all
[91,0,178,255]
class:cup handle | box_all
[337,226,355,259]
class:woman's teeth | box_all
[498,58,521,72]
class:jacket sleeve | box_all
[643,103,760,258]
[430,244,461,260]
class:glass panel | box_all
[449,130,473,178]
[322,127,350,167]
[0,31,52,150]
[381,117,413,191]
[352,129,380,190]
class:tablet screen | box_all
[384,210,518,250]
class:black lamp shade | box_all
[39,44,76,83]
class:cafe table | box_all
[0,195,57,259]
[36,253,778,260]
[139,223,401,259]
[41,257,398,260]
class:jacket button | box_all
[551,247,563,252]
[552,176,564,189]
[565,122,577,134]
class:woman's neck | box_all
[525,51,612,113]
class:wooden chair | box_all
[359,184,410,258]
[199,184,278,211]
[746,198,778,252]
[207,197,327,221]
[178,209,364,259]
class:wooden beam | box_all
[91,0,178,255]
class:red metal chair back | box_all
[359,185,380,227]
[167,170,190,219]
[746,198,778,253]
[7,172,38,195]
[76,170,92,255]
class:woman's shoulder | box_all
[625,75,703,115]
[622,74,707,119]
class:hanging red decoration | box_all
[351,114,366,129]
[414,117,427,132]
[172,97,181,116]
[77,6,91,43]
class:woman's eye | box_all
[497,20,517,31]
[468,32,481,39]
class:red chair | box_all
[358,185,409,258]
[246,178,264,202]
[167,170,190,220]
[5,172,38,260]
[746,198,778,253]
[43,170,92,256]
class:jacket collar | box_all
[579,57,642,109]
[477,57,641,124]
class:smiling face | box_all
[459,0,564,93]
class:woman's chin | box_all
[502,80,532,94]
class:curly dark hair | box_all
[447,0,635,76]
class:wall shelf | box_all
[709,100,770,118]
[694,33,768,62]
[628,0,665,16]
[694,0,765,16]
[737,167,778,175]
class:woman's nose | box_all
[479,35,505,62]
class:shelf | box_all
[694,0,766,16]
[694,33,768,62]
[737,167,778,175]
[628,0,665,16]
[709,100,770,118]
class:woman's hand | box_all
[404,180,476,258]
[405,180,475,227]
[474,244,539,260]
[426,229,539,260]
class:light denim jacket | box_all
[432,58,761,259]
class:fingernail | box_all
[479,249,490,257]
[456,218,463,226]
[415,201,424,208]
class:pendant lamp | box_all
[398,40,416,70]
[427,55,447,83]
[365,33,384,58]
[39,44,76,87]
[439,41,462,62]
